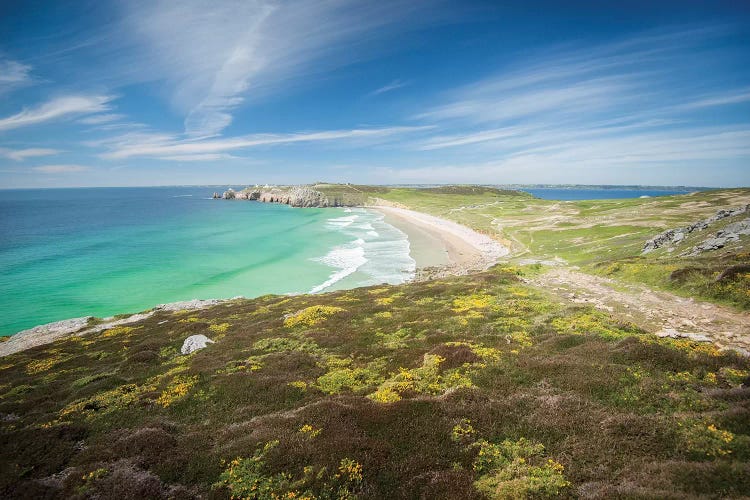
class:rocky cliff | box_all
[216,185,358,207]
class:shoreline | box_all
[1,206,509,355]
[0,298,231,358]
[371,206,509,279]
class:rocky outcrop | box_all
[273,186,331,207]
[656,328,712,343]
[220,185,354,207]
[180,334,215,355]
[683,217,750,256]
[1,298,230,357]
[642,204,750,253]
[0,317,94,357]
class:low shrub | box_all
[284,306,345,328]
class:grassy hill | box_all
[1,186,749,498]
[373,187,750,310]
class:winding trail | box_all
[528,267,750,355]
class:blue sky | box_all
[1,0,749,188]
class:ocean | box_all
[520,187,702,200]
[0,187,415,335]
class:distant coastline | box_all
[214,183,708,207]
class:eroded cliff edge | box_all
[214,185,359,207]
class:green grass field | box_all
[372,187,750,309]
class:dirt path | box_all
[528,267,750,355]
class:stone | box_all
[181,334,215,355]
[718,218,750,237]
[0,316,94,358]
[655,328,712,343]
[2,298,230,357]
[643,205,750,254]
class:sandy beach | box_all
[372,206,509,278]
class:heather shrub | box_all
[284,306,345,328]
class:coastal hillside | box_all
[2,266,749,498]
[1,187,749,499]
[4,1,749,498]
[224,184,750,310]
[372,187,750,310]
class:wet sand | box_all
[371,206,508,274]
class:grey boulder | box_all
[181,334,215,355]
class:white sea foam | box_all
[309,240,367,294]
[326,215,358,228]
[310,209,416,293]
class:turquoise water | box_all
[0,187,415,335]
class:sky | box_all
[1,0,749,188]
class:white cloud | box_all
[32,164,89,173]
[676,88,750,110]
[118,0,441,137]
[94,125,433,160]
[0,59,31,83]
[0,147,61,161]
[0,59,32,94]
[78,113,125,125]
[0,95,114,132]
[417,126,529,150]
[369,79,410,96]
[415,26,745,125]
[156,153,238,162]
[405,26,750,185]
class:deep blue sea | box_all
[520,187,703,200]
[0,187,414,335]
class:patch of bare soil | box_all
[529,267,750,355]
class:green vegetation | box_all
[2,186,749,497]
[1,266,748,498]
[593,252,750,309]
[375,186,750,308]
[470,437,570,498]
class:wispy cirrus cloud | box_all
[0,147,61,161]
[0,58,32,94]
[32,164,89,173]
[0,59,31,84]
[77,113,125,125]
[407,26,750,184]
[416,27,732,125]
[369,79,410,97]
[673,88,750,111]
[0,95,114,132]
[91,125,433,160]
[155,153,239,162]
[117,0,442,137]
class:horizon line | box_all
[0,183,736,191]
